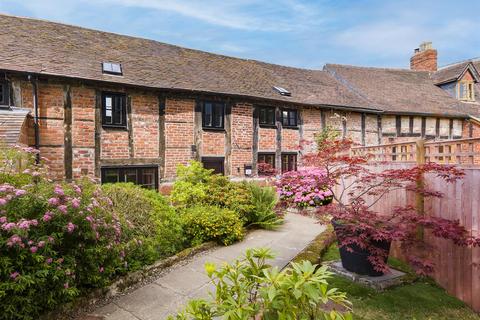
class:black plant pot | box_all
[332,220,391,277]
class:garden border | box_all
[40,241,217,320]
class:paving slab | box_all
[93,213,325,320]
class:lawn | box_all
[295,233,480,320]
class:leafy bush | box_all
[0,177,125,319]
[276,169,333,208]
[169,248,352,319]
[181,205,244,246]
[101,183,186,266]
[171,161,282,229]
[246,183,283,229]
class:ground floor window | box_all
[201,157,225,175]
[258,153,276,176]
[281,153,297,172]
[101,166,158,190]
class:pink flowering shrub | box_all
[0,147,134,319]
[276,169,333,208]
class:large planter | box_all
[332,220,391,277]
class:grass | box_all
[300,237,480,320]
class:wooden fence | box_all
[349,139,480,312]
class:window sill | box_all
[102,124,128,130]
[259,124,277,129]
[202,127,225,132]
[282,126,299,130]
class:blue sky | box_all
[1,0,479,69]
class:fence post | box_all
[415,139,425,240]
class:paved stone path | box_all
[93,213,325,320]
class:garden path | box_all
[92,213,325,320]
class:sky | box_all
[0,0,479,70]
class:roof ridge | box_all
[438,57,480,70]
[0,12,322,73]
[324,63,426,73]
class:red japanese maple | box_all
[296,138,479,275]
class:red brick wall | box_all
[71,86,95,178]
[202,131,225,156]
[231,103,253,176]
[463,120,480,138]
[259,128,276,151]
[302,106,322,152]
[410,49,437,71]
[131,93,159,158]
[281,128,299,151]
[164,98,195,177]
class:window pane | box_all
[0,83,3,103]
[113,96,122,124]
[288,111,297,126]
[203,102,212,127]
[260,108,266,124]
[267,109,275,125]
[140,168,156,189]
[282,111,289,126]
[213,103,223,128]
[124,169,137,184]
[104,169,120,183]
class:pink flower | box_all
[71,198,80,209]
[54,185,65,196]
[48,198,59,206]
[42,213,52,222]
[46,258,53,264]
[0,216,6,223]
[30,246,38,253]
[99,266,104,273]
[48,236,54,243]
[10,272,20,280]
[2,222,16,231]
[15,189,26,197]
[64,282,69,289]
[66,222,76,233]
[58,205,68,214]
[0,198,7,206]
[38,241,46,248]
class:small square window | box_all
[202,101,225,129]
[102,62,123,75]
[201,157,225,175]
[281,109,297,127]
[259,106,276,126]
[458,81,475,101]
[102,92,127,127]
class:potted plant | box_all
[283,137,478,276]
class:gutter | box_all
[28,74,40,163]
[468,115,480,126]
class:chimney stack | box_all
[410,41,437,71]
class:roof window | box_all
[273,86,291,96]
[102,62,123,75]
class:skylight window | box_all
[102,62,123,75]
[273,86,291,96]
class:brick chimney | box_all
[410,41,437,71]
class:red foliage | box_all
[257,162,277,177]
[297,138,477,275]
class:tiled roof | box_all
[0,14,476,118]
[432,61,480,85]
[324,64,473,116]
[0,108,30,146]
[0,14,370,110]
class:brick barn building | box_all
[0,15,479,189]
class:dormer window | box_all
[102,62,123,75]
[458,81,475,101]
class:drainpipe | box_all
[28,74,40,163]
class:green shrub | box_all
[181,205,244,246]
[171,161,283,229]
[102,183,186,266]
[246,183,283,229]
[169,248,352,320]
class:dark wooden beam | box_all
[361,113,366,146]
[377,115,382,145]
[252,105,259,175]
[421,117,426,138]
[158,94,166,179]
[63,85,72,181]
[395,115,401,137]
[275,106,282,172]
[298,107,304,162]
[320,109,326,130]
[126,94,134,158]
[94,90,102,178]
[435,118,440,138]
[224,100,232,176]
[193,99,202,161]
